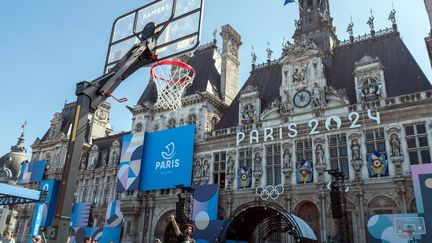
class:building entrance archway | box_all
[217,201,317,243]
[297,202,321,242]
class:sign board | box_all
[139,125,195,191]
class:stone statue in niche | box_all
[194,161,202,178]
[80,155,87,170]
[315,144,325,165]
[89,154,97,169]
[254,152,262,172]
[351,139,361,160]
[102,152,108,166]
[283,148,292,168]
[227,156,234,174]
[312,83,325,109]
[279,89,293,116]
[202,160,209,177]
[111,151,119,165]
[391,134,402,156]
[292,64,308,83]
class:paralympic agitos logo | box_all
[155,142,180,170]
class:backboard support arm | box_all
[49,37,156,243]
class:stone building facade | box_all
[0,132,29,235]
[12,0,432,242]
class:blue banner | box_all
[139,125,195,191]
[105,200,124,227]
[116,132,145,192]
[71,227,122,243]
[71,202,91,227]
[17,160,46,184]
[29,180,60,241]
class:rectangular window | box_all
[405,123,431,165]
[239,148,253,168]
[266,144,281,185]
[365,128,388,177]
[213,151,227,188]
[328,134,349,179]
[296,139,313,161]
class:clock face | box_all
[293,90,312,108]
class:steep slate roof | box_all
[137,43,221,105]
[216,32,431,129]
[330,32,431,103]
[91,132,128,167]
[40,103,78,142]
[215,63,282,129]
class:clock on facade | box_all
[293,90,312,108]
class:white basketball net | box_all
[151,61,195,110]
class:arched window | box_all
[167,118,176,129]
[45,153,52,168]
[241,103,256,125]
[359,76,382,101]
[188,114,197,125]
[297,202,321,242]
[135,123,143,132]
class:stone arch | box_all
[295,201,321,242]
[367,195,399,214]
[153,209,176,242]
[167,118,176,128]
[218,201,317,242]
[188,114,197,125]
[135,122,143,133]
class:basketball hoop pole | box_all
[49,35,157,243]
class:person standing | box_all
[169,215,196,243]
[3,231,15,243]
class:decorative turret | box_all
[0,132,29,180]
[220,24,242,106]
[293,0,338,53]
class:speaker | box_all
[330,188,342,219]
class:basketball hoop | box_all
[150,60,195,110]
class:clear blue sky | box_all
[0,0,430,157]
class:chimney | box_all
[220,25,242,106]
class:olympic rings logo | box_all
[255,184,285,200]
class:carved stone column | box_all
[319,188,328,242]
[349,132,364,182]
[386,125,404,178]
[395,181,408,213]
[356,191,366,243]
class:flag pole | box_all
[293,0,304,12]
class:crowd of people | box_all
[2,215,193,243]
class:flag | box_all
[21,120,27,129]
[284,0,295,5]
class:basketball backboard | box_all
[104,0,204,73]
[394,217,426,236]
